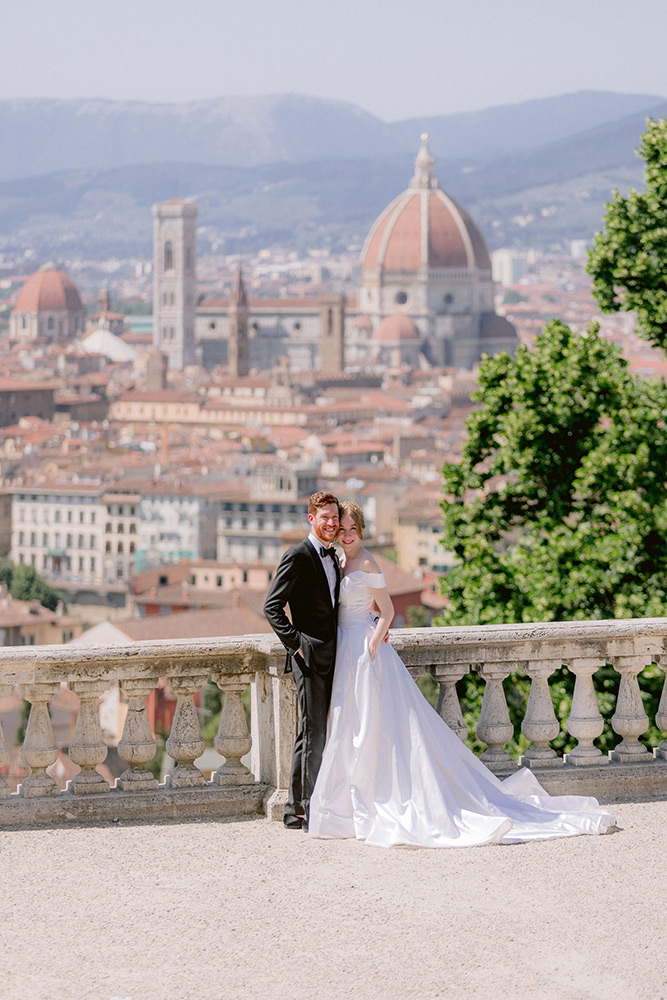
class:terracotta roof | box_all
[119,605,271,640]
[14,268,84,314]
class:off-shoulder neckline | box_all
[342,569,385,581]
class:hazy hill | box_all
[0,90,664,258]
[0,90,663,182]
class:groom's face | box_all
[308,503,339,545]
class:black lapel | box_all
[305,537,330,594]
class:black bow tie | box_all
[320,546,336,559]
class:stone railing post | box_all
[212,674,253,785]
[260,669,298,821]
[609,655,652,763]
[520,661,563,768]
[655,656,667,761]
[19,682,61,797]
[476,663,517,771]
[563,658,608,765]
[68,680,111,795]
[164,674,207,788]
[0,683,12,798]
[117,679,159,791]
[433,666,468,743]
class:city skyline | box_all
[2,0,666,121]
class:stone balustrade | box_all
[1,617,667,828]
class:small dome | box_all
[14,268,84,313]
[480,313,517,340]
[361,138,491,274]
[374,315,420,342]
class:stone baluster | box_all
[0,683,13,798]
[164,674,207,788]
[655,660,667,761]
[520,660,563,768]
[212,674,254,785]
[68,680,111,795]
[19,682,61,797]
[609,656,652,763]
[434,666,468,743]
[476,663,517,772]
[117,679,159,791]
[563,658,608,765]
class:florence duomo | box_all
[2,3,667,997]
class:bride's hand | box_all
[368,636,379,660]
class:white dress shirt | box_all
[308,532,337,606]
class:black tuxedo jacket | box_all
[264,538,339,675]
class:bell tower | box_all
[152,199,197,370]
[228,264,249,377]
[319,293,345,373]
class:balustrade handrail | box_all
[1,616,667,685]
[1,617,667,825]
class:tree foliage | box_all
[0,559,64,612]
[588,117,667,353]
[439,319,667,625]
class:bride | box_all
[308,501,615,848]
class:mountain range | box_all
[0,90,664,260]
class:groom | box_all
[264,491,340,830]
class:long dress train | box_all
[308,570,615,848]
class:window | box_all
[91,512,96,524]
[30,554,36,566]
[105,523,112,533]
[129,542,135,554]
[90,557,95,573]
[79,557,84,571]
[105,541,111,553]
[30,532,36,546]
[117,523,124,534]
[164,241,173,270]
[67,511,73,523]
[242,571,248,583]
[19,531,24,545]
[78,535,84,548]
[47,316,54,330]
[66,534,73,548]
[129,523,136,534]
[54,510,61,523]
[79,511,84,523]
[395,291,408,305]
[216,575,222,587]
[55,533,61,548]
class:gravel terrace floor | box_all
[1,800,666,1000]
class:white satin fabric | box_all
[308,570,615,848]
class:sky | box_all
[2,0,667,121]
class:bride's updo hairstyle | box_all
[340,500,365,538]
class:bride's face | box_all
[338,513,362,556]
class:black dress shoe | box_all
[283,815,303,830]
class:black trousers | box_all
[285,657,333,821]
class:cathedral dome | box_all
[360,137,491,274]
[14,267,84,313]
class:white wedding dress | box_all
[308,570,615,848]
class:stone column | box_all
[434,666,468,743]
[655,662,667,761]
[212,674,253,785]
[476,663,517,772]
[68,680,111,794]
[19,682,61,797]
[609,655,652,763]
[117,679,159,791]
[0,683,13,798]
[563,658,608,765]
[164,674,207,789]
[520,660,563,768]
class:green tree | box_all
[439,319,667,625]
[437,320,667,754]
[588,117,667,353]
[1,562,64,612]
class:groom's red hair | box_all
[307,491,339,515]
